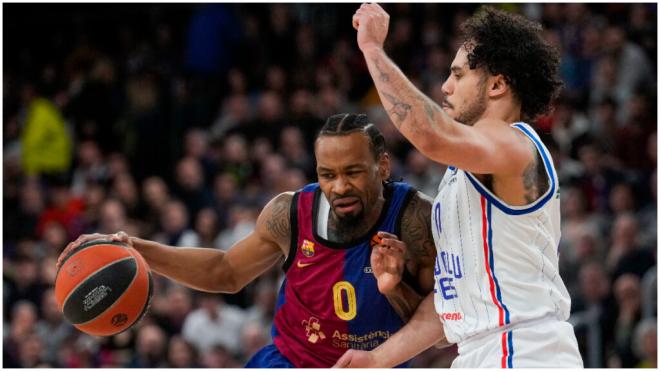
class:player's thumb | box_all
[332,350,354,368]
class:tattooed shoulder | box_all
[400,191,436,261]
[521,143,549,204]
[264,192,294,244]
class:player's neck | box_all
[481,98,521,124]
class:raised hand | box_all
[370,231,406,295]
[352,3,390,53]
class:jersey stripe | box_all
[481,196,514,367]
[480,196,504,325]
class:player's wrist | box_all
[370,346,395,367]
[361,44,385,57]
[379,281,403,296]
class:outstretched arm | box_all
[352,3,532,176]
[334,293,448,368]
[58,193,293,293]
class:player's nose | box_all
[333,176,353,195]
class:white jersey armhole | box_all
[463,122,557,215]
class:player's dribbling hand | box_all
[333,349,379,368]
[56,231,132,269]
[370,231,406,295]
[352,3,390,53]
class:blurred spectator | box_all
[4,178,45,243]
[140,176,171,235]
[19,85,72,176]
[403,150,446,197]
[36,176,85,240]
[571,262,617,367]
[606,213,655,280]
[189,207,220,248]
[182,293,246,356]
[610,274,643,367]
[3,301,39,367]
[18,333,48,367]
[127,324,168,367]
[173,156,214,222]
[70,140,109,197]
[240,322,270,364]
[97,199,128,235]
[155,200,197,247]
[111,172,141,219]
[279,126,314,176]
[167,335,199,368]
[200,345,241,368]
[4,259,46,318]
[151,284,193,336]
[35,288,73,365]
[215,204,257,251]
[633,318,657,368]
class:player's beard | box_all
[331,204,366,242]
[455,78,488,126]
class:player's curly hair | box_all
[461,6,563,121]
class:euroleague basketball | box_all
[54,240,153,336]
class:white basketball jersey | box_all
[431,122,571,345]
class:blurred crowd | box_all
[3,3,656,368]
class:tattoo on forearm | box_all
[382,91,412,126]
[267,197,290,241]
[374,58,390,82]
[424,102,435,121]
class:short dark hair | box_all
[316,113,386,160]
[461,6,563,121]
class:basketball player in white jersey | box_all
[335,4,583,368]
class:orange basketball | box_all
[54,240,153,336]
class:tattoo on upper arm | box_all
[522,143,549,204]
[266,196,291,242]
[401,194,435,260]
[522,160,538,204]
[381,91,412,127]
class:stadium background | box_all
[2,3,657,368]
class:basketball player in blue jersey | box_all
[58,113,439,367]
[335,4,583,368]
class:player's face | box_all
[441,47,488,126]
[315,133,388,223]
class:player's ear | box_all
[488,74,508,98]
[378,152,391,180]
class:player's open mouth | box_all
[333,198,360,213]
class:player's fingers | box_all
[379,244,405,259]
[380,237,404,249]
[333,350,354,368]
[352,13,360,29]
[111,231,130,244]
[377,231,398,240]
[57,234,97,268]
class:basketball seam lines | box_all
[62,256,136,324]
